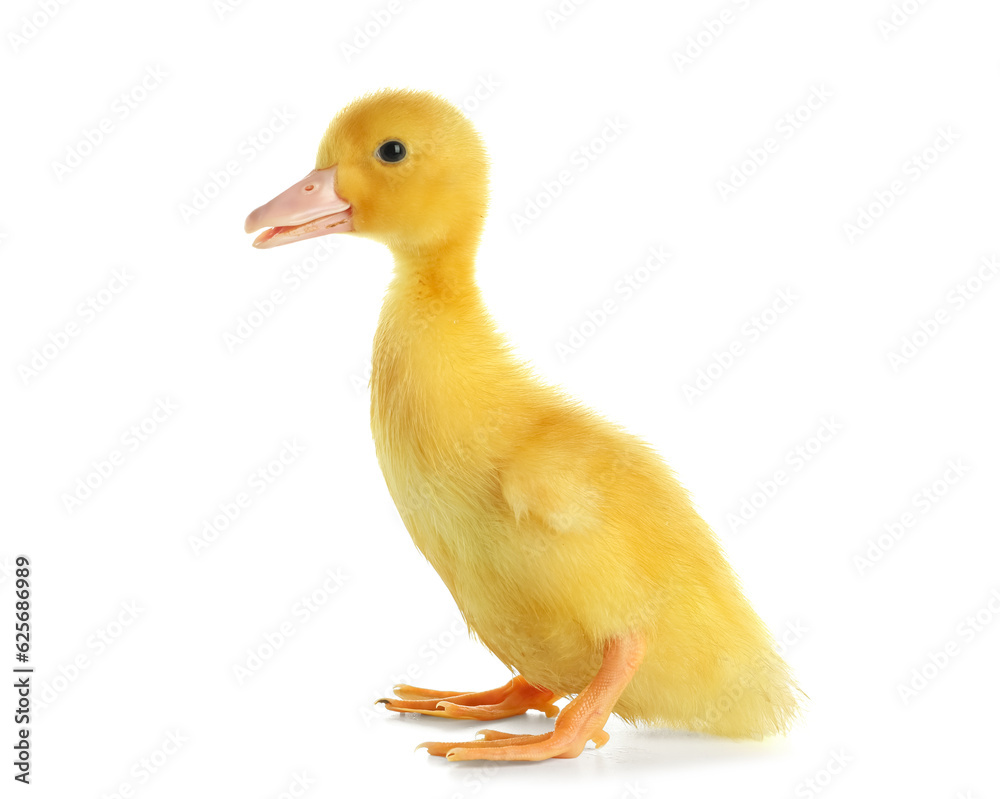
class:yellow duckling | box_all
[245,89,801,762]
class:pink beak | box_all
[245,166,353,249]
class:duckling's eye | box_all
[375,140,407,163]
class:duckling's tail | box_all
[612,572,805,740]
[616,635,803,739]
[692,646,803,739]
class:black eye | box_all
[375,140,407,163]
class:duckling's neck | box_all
[388,239,483,310]
[370,240,518,460]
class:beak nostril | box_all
[305,184,315,191]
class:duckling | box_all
[245,89,801,762]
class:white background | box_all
[3,0,999,796]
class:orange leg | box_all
[418,632,645,761]
[377,675,561,720]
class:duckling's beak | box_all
[245,165,353,249]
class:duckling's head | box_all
[245,89,489,257]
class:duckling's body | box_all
[246,89,800,760]
[371,248,796,741]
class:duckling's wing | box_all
[499,450,605,536]
[496,414,641,538]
